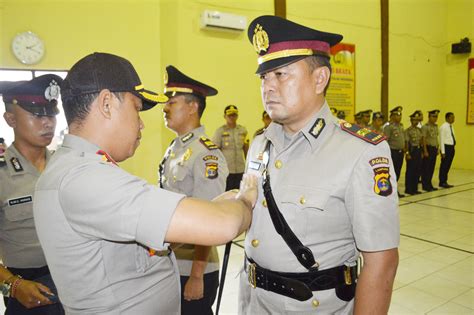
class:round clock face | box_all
[11,31,45,65]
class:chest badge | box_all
[10,157,23,172]
[182,148,193,162]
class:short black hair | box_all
[445,112,454,119]
[62,92,124,125]
[304,55,332,95]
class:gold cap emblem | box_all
[252,24,269,54]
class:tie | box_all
[450,125,456,146]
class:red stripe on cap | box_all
[5,95,49,104]
[167,83,207,97]
[266,40,331,55]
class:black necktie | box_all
[450,125,456,146]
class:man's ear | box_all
[3,111,16,128]
[188,101,199,115]
[96,89,114,119]
[313,66,330,95]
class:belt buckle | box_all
[248,262,257,289]
[344,266,352,285]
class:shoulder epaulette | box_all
[339,121,385,145]
[199,136,218,150]
[0,155,6,167]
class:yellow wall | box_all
[1,0,473,178]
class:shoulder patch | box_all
[0,155,6,167]
[340,121,385,145]
[199,136,218,150]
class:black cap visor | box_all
[17,102,59,117]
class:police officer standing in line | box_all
[369,111,384,134]
[438,112,456,188]
[213,105,249,190]
[160,65,229,315]
[32,52,257,314]
[404,111,423,195]
[384,106,406,197]
[240,16,399,314]
[360,109,372,127]
[0,75,64,314]
[353,111,363,126]
[421,110,440,192]
[253,111,272,139]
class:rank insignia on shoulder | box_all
[10,157,23,172]
[0,155,6,167]
[200,137,218,150]
[372,166,392,196]
[340,121,385,145]
[181,132,194,143]
[309,118,326,139]
[205,162,218,179]
[203,155,218,161]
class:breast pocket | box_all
[171,165,188,183]
[4,197,34,222]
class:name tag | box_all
[248,161,261,171]
[8,196,33,206]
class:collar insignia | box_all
[181,132,194,143]
[309,118,326,139]
[10,157,23,172]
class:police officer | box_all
[360,109,372,127]
[253,111,272,138]
[404,111,423,195]
[421,109,440,191]
[240,16,399,314]
[160,65,229,315]
[384,106,406,197]
[369,111,384,134]
[32,52,257,314]
[0,75,64,314]
[213,105,249,190]
[354,111,363,126]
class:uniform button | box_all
[275,160,282,169]
[262,199,267,207]
[312,299,320,308]
[251,239,259,247]
[173,175,177,182]
[300,196,306,205]
[170,152,175,158]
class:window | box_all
[0,69,68,150]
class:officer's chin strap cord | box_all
[261,141,318,271]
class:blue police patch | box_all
[205,162,218,179]
[373,167,392,196]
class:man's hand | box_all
[212,190,238,202]
[14,279,54,309]
[236,174,258,208]
[183,276,204,301]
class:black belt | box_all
[245,257,357,301]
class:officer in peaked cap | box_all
[360,109,372,127]
[384,106,406,197]
[240,15,399,314]
[0,74,65,314]
[421,109,440,191]
[213,104,249,191]
[404,111,423,195]
[369,111,385,134]
[354,111,363,126]
[160,65,228,315]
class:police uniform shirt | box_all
[240,104,399,314]
[160,126,228,276]
[422,123,439,147]
[405,126,423,147]
[33,134,185,314]
[213,124,248,173]
[384,122,405,150]
[0,145,51,268]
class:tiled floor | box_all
[214,168,474,314]
[1,169,472,314]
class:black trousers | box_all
[4,266,64,315]
[439,145,455,184]
[225,173,243,191]
[405,147,422,193]
[180,270,219,315]
[422,145,438,190]
[390,149,404,181]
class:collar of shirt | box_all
[62,134,101,155]
[5,143,51,177]
[175,125,206,149]
[264,101,336,153]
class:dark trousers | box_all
[4,266,64,315]
[405,147,422,193]
[439,145,455,184]
[422,145,438,190]
[180,270,219,315]
[390,149,404,181]
[225,173,243,191]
